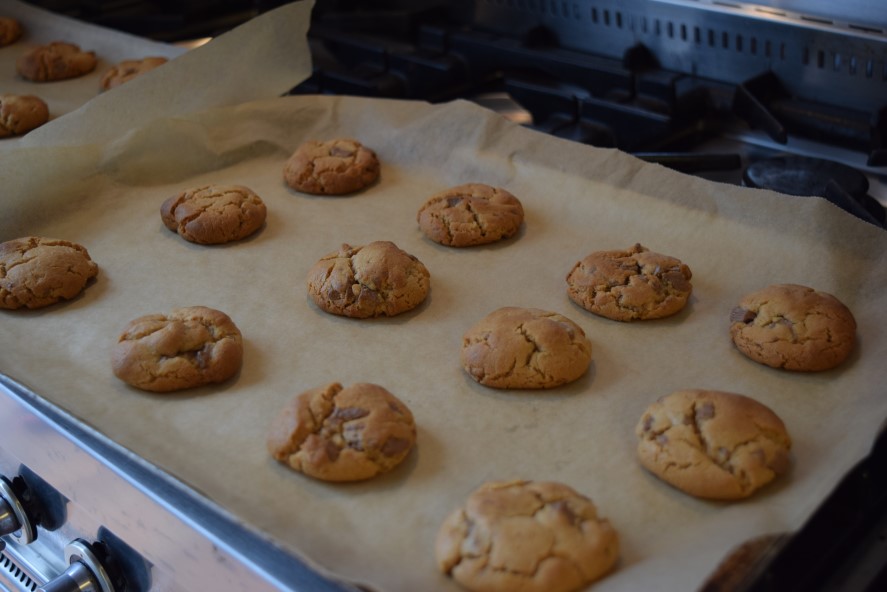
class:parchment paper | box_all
[0,0,313,149]
[1,93,886,591]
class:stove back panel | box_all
[473,0,887,113]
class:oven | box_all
[3,1,887,591]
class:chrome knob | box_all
[37,540,117,592]
[0,475,36,544]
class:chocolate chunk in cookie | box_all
[111,306,243,392]
[0,237,98,310]
[566,243,692,321]
[417,183,525,247]
[267,382,417,482]
[0,17,23,47]
[636,389,792,500]
[0,94,49,138]
[461,307,592,389]
[100,56,168,91]
[436,480,619,592]
[161,184,267,245]
[306,241,430,318]
[283,138,380,195]
[729,283,856,372]
[16,42,97,82]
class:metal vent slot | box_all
[801,15,833,26]
[849,24,884,35]
[0,552,38,592]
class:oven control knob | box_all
[37,540,117,592]
[0,475,36,545]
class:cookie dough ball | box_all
[100,56,168,90]
[161,184,267,245]
[436,480,619,592]
[111,306,243,392]
[729,284,856,372]
[0,94,49,138]
[461,307,592,389]
[0,17,23,47]
[283,138,380,195]
[0,237,98,309]
[267,382,417,482]
[307,241,430,318]
[16,42,97,82]
[417,183,524,247]
[636,389,792,500]
[566,243,692,321]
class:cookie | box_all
[16,42,97,82]
[417,183,525,247]
[461,307,592,389]
[566,243,692,321]
[0,237,98,310]
[636,389,792,500]
[0,94,49,138]
[306,241,430,318]
[111,306,243,393]
[0,17,22,46]
[729,283,856,372]
[100,56,168,90]
[436,480,619,592]
[161,184,267,245]
[267,382,417,482]
[283,138,380,195]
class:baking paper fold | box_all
[1,0,314,149]
[1,94,886,592]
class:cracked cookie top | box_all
[161,184,267,245]
[729,283,856,372]
[566,243,692,321]
[636,389,792,500]
[461,307,592,389]
[100,56,168,91]
[0,236,98,310]
[283,138,380,195]
[16,42,97,82]
[0,17,23,47]
[435,479,619,592]
[417,183,525,247]
[306,241,430,318]
[111,306,243,393]
[0,94,50,138]
[267,382,417,482]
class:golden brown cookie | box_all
[566,243,692,321]
[100,56,168,90]
[461,307,592,389]
[636,389,792,500]
[306,241,430,318]
[417,183,525,247]
[267,382,417,482]
[111,306,243,393]
[436,480,619,592]
[729,283,856,372]
[0,17,23,47]
[0,94,49,138]
[0,237,98,310]
[16,42,97,82]
[160,184,267,245]
[283,138,380,195]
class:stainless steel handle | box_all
[37,540,117,592]
[0,475,36,544]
